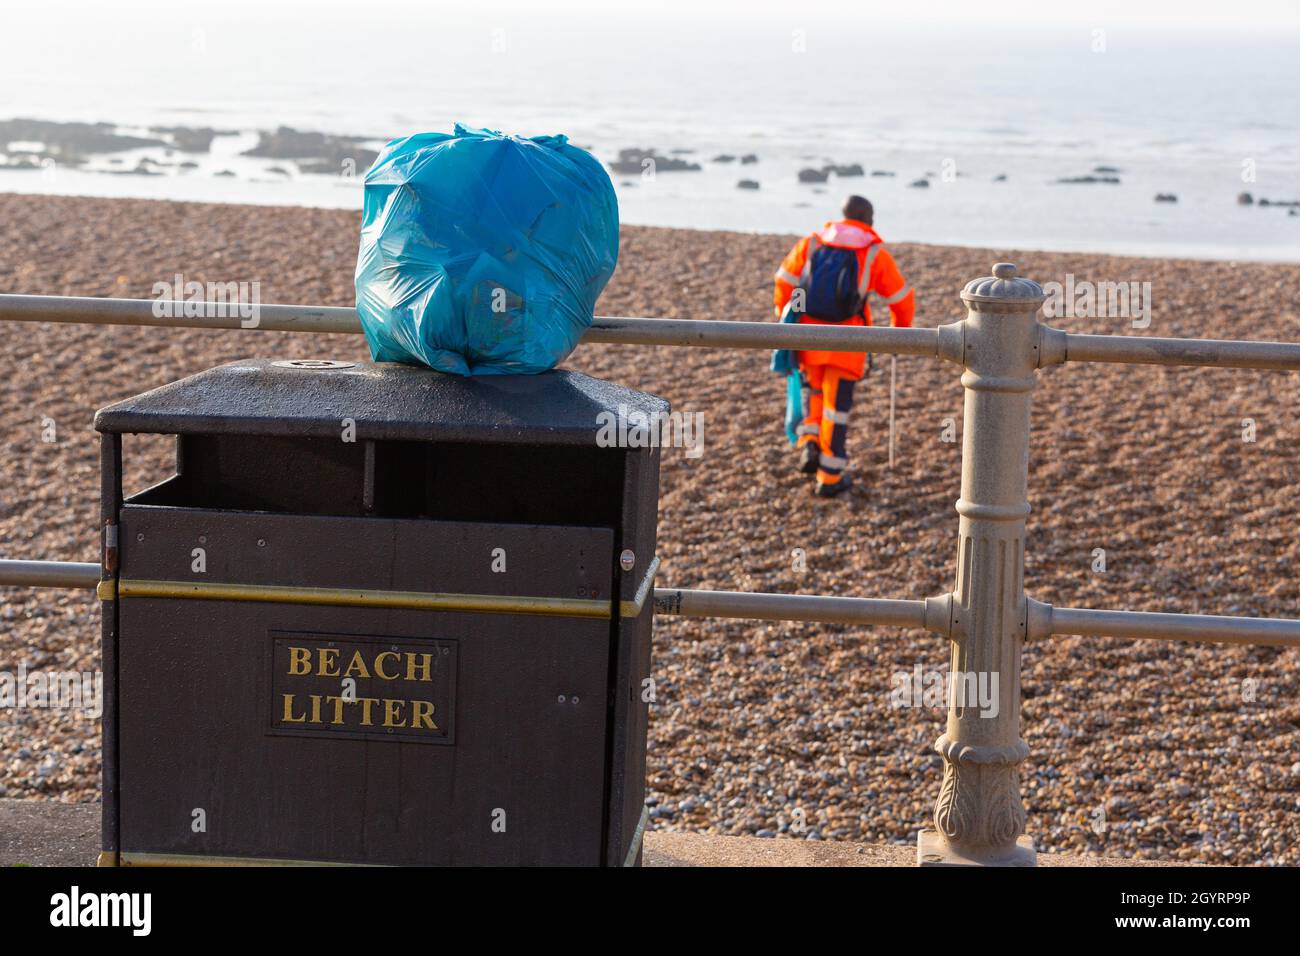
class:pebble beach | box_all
[0,193,1297,864]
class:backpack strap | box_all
[800,234,821,284]
[857,241,882,298]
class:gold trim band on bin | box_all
[118,851,368,867]
[102,555,663,621]
[106,578,611,619]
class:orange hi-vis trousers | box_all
[795,363,857,485]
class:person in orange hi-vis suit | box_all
[773,195,915,497]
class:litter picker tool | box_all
[889,355,897,468]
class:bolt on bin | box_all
[93,358,665,867]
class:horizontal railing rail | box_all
[586,317,941,355]
[1029,600,1300,647]
[7,293,1300,368]
[1063,331,1300,371]
[0,559,102,589]
[6,558,1297,647]
[651,588,928,627]
[0,293,940,355]
[0,293,361,335]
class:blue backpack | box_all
[798,244,867,321]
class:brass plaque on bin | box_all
[269,632,456,745]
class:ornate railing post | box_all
[920,263,1045,866]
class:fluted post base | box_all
[922,263,1046,867]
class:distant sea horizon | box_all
[2,17,1298,261]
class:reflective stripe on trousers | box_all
[797,363,857,484]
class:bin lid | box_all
[94,359,669,446]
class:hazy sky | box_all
[7,0,1300,29]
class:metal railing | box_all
[2,264,1298,866]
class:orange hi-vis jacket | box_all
[773,219,915,379]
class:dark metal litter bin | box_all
[93,358,665,867]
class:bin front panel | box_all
[114,508,616,865]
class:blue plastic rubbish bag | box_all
[355,124,619,375]
[770,302,803,444]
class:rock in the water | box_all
[1093,165,1121,173]
[243,126,378,173]
[1154,193,1178,203]
[89,160,159,176]
[798,167,830,183]
[737,179,760,190]
[609,147,701,173]
[825,162,864,177]
[149,125,229,153]
[909,178,930,188]
[871,170,895,177]
[1238,192,1254,205]
[740,153,758,164]
[993,173,1008,182]
[1057,175,1121,184]
[296,158,362,174]
[711,154,736,163]
[0,117,165,161]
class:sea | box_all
[2,8,1299,261]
